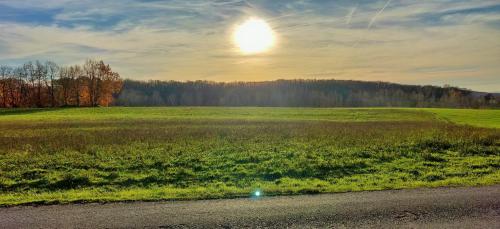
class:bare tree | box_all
[45,61,59,107]
[0,66,11,107]
[70,65,84,106]
[58,67,71,106]
[84,59,99,106]
[34,61,48,107]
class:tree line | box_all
[115,79,499,108]
[1,61,497,109]
[0,60,123,108]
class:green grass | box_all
[0,107,498,206]
[425,108,500,128]
[0,107,437,122]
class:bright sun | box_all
[233,18,275,54]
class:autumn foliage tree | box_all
[0,59,123,108]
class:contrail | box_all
[352,0,392,47]
[367,0,392,29]
[345,5,358,25]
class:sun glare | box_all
[233,18,275,54]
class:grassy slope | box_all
[0,107,436,122]
[2,107,498,128]
[425,108,500,128]
[0,108,498,206]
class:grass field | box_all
[0,107,499,206]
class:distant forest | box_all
[1,60,498,108]
[0,60,122,108]
[116,79,499,108]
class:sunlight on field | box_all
[426,109,500,128]
[0,107,437,122]
[0,108,498,206]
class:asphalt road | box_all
[1,185,499,228]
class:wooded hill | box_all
[115,79,499,108]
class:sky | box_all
[0,0,499,92]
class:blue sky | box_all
[1,0,499,92]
